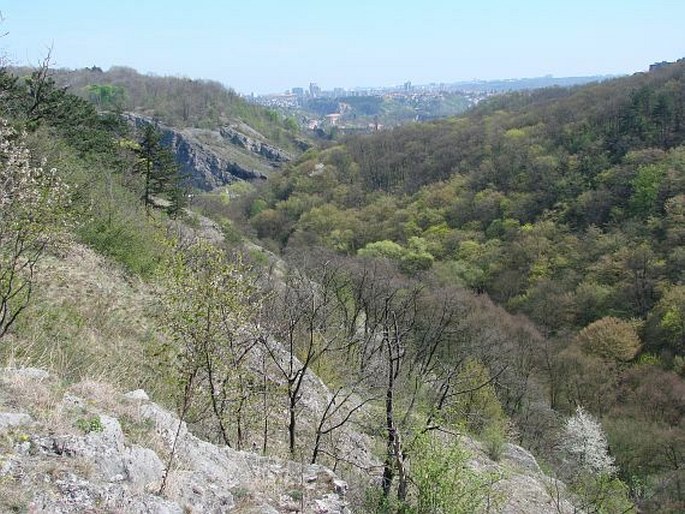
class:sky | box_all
[1,1,684,95]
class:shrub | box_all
[0,120,72,338]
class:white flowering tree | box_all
[560,406,616,476]
[0,120,71,338]
[558,407,635,512]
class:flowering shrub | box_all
[0,119,72,338]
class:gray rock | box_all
[123,445,164,490]
[165,470,235,513]
[313,494,352,514]
[0,411,32,431]
[494,474,576,514]
[220,126,291,163]
[122,113,291,191]
[124,389,150,401]
[3,367,49,381]
[502,442,543,475]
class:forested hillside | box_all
[0,61,560,513]
[9,64,302,150]
[2,54,683,511]
[227,60,685,511]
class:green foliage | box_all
[0,67,121,156]
[287,489,303,501]
[571,473,636,514]
[575,317,641,362]
[159,240,261,448]
[408,433,493,514]
[76,164,166,279]
[358,240,405,261]
[79,211,164,279]
[447,359,508,442]
[84,83,125,111]
[647,285,685,354]
[29,66,301,149]
[224,62,685,509]
[76,415,104,434]
[629,162,667,217]
[357,237,434,274]
[134,122,182,210]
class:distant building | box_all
[292,87,305,97]
[324,113,342,126]
[309,82,321,98]
[403,81,412,91]
[649,61,672,72]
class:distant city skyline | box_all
[2,1,683,95]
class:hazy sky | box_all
[2,1,684,94]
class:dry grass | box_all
[0,476,29,513]
[2,244,169,399]
[0,368,63,424]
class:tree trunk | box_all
[289,385,297,457]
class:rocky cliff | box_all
[124,113,293,191]
[0,368,350,513]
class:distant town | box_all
[249,75,613,134]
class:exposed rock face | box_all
[123,113,292,191]
[162,127,268,189]
[0,368,350,513]
[219,126,290,163]
[462,438,577,514]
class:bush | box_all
[0,120,72,338]
[409,433,493,514]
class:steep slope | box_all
[238,59,685,511]
[0,243,582,513]
[0,365,581,514]
[9,65,305,190]
[124,113,292,190]
[0,367,350,513]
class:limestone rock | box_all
[0,411,32,431]
[0,368,349,513]
[123,113,292,190]
[124,389,150,401]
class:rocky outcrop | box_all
[161,127,268,189]
[462,438,577,514]
[219,126,290,163]
[123,113,293,191]
[0,368,350,513]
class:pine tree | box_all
[136,123,178,210]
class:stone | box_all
[123,446,164,490]
[3,367,50,381]
[0,411,32,431]
[124,389,150,401]
[502,442,543,475]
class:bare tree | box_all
[160,241,261,449]
[310,378,375,465]
[262,262,348,457]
